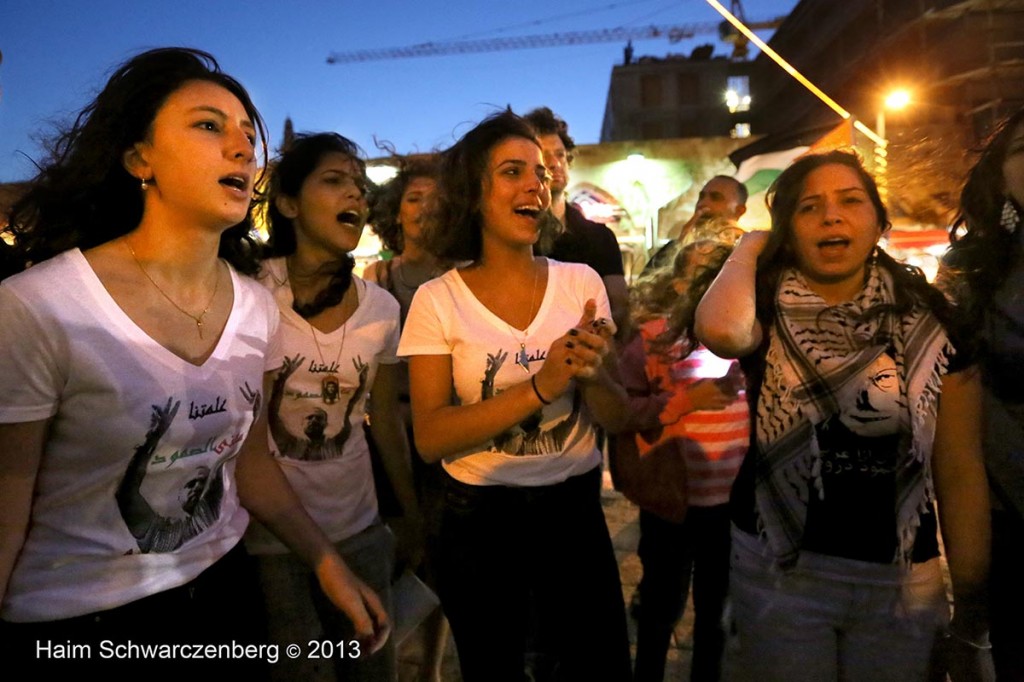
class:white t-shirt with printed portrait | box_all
[244,258,401,554]
[397,259,609,487]
[0,249,279,622]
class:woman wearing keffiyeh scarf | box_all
[695,151,990,682]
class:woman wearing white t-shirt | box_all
[248,132,421,682]
[0,49,387,666]
[397,111,632,682]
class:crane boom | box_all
[327,23,719,64]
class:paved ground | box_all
[397,470,697,681]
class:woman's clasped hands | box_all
[532,299,616,402]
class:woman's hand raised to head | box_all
[695,231,769,358]
[730,229,770,262]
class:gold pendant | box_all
[321,374,341,404]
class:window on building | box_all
[640,74,663,107]
[731,122,752,139]
[640,121,663,139]
[677,73,699,103]
[678,112,699,137]
[725,75,751,113]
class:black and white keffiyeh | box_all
[755,265,951,568]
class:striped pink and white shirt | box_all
[620,318,749,508]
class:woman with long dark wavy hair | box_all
[364,154,450,682]
[248,132,421,681]
[365,154,443,317]
[397,110,632,681]
[944,106,1024,680]
[696,150,989,681]
[0,48,387,667]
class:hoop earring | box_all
[1001,198,1020,233]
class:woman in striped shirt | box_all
[617,239,748,682]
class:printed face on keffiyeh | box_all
[753,264,951,569]
[837,352,901,438]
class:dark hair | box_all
[755,150,953,330]
[522,106,576,159]
[425,110,542,262]
[707,174,749,206]
[631,240,732,357]
[944,106,1024,334]
[262,132,366,318]
[736,150,959,403]
[3,47,268,279]
[369,153,440,254]
[263,132,366,256]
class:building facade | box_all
[600,48,754,142]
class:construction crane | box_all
[718,0,784,61]
[327,7,785,64]
[327,23,716,64]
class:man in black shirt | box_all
[524,107,628,334]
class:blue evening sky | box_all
[0,0,796,182]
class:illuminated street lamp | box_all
[875,88,912,203]
[877,88,912,141]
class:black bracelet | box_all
[531,374,552,405]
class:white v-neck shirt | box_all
[0,249,280,621]
[397,259,610,486]
[245,258,400,554]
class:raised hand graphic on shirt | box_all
[481,350,508,401]
[270,353,370,461]
[116,398,233,553]
[477,346,581,456]
[240,380,262,419]
[332,355,370,453]
[268,354,305,456]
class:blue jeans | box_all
[726,527,947,682]
[634,505,731,682]
[254,522,396,682]
[438,466,631,682]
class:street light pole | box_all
[875,89,911,205]
[875,109,888,203]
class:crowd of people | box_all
[0,46,1022,682]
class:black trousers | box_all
[438,466,632,682]
[634,505,732,682]
[1,543,268,677]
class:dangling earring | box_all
[140,177,149,191]
[1001,198,1020,233]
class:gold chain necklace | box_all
[126,239,220,339]
[504,265,540,372]
[310,322,347,404]
[308,283,354,404]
